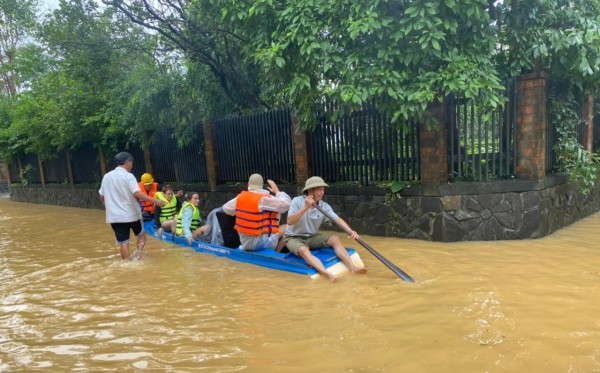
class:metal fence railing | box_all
[546,79,585,173]
[309,100,420,185]
[214,108,295,184]
[8,76,596,187]
[447,78,518,181]
[149,129,208,183]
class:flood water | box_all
[1,198,600,372]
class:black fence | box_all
[447,78,518,182]
[6,78,597,187]
[149,129,208,183]
[546,79,583,173]
[310,100,420,185]
[72,145,103,183]
[214,108,295,184]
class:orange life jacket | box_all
[234,191,279,237]
[138,182,158,214]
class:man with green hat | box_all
[284,176,367,282]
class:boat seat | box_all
[216,211,242,249]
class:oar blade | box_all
[357,239,414,282]
[312,203,414,282]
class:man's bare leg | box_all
[134,232,146,260]
[119,241,131,260]
[274,226,287,252]
[298,246,337,282]
[327,235,367,274]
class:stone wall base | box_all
[8,175,600,242]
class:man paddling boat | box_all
[284,177,367,282]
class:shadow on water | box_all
[0,198,599,372]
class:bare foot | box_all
[351,267,367,274]
[157,228,163,237]
[325,271,337,283]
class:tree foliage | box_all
[0,0,39,98]
[204,0,506,129]
[1,0,600,188]
[100,0,267,112]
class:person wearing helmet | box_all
[138,173,159,220]
[284,176,367,282]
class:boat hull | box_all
[144,221,364,279]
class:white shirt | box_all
[98,166,142,223]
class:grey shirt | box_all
[284,196,339,237]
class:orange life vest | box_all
[138,182,158,214]
[234,191,279,237]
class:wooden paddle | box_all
[312,203,415,282]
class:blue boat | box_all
[143,214,364,279]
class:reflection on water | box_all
[1,198,600,372]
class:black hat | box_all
[114,152,133,166]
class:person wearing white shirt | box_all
[99,152,165,260]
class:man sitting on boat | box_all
[284,176,367,282]
[223,174,291,251]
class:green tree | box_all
[219,0,505,129]
[101,0,268,112]
[39,0,167,169]
[496,0,600,152]
[0,0,39,98]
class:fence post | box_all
[516,72,548,180]
[420,101,448,186]
[202,120,218,190]
[292,115,310,188]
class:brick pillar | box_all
[516,72,548,180]
[292,116,310,188]
[202,120,218,190]
[420,101,448,186]
[0,161,9,184]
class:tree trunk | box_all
[143,130,154,174]
[582,94,594,153]
[17,157,23,184]
[65,149,74,186]
[98,147,108,176]
[38,154,46,188]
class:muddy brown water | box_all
[1,199,599,372]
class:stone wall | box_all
[8,175,600,242]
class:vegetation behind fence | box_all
[6,79,593,187]
[447,78,518,182]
